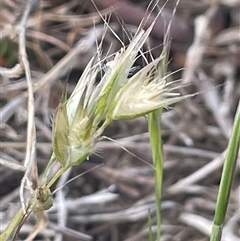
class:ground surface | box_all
[0,1,239,241]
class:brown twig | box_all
[17,0,38,217]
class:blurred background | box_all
[0,1,239,240]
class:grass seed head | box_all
[53,24,189,166]
[107,57,188,120]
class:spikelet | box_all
[52,23,190,166]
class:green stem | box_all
[0,154,56,241]
[148,211,154,241]
[46,164,70,189]
[210,101,240,241]
[0,154,87,240]
[94,118,112,139]
[147,43,169,241]
[46,152,90,189]
[0,207,25,241]
[148,109,164,241]
[41,153,56,185]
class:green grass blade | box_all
[210,101,240,241]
